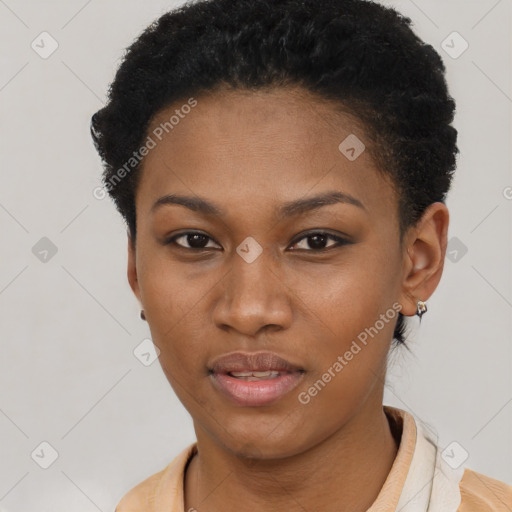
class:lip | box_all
[209,351,303,374]
[208,351,305,407]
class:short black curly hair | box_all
[91,0,458,347]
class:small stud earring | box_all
[140,310,146,321]
[416,300,427,322]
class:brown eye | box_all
[166,232,221,250]
[289,231,350,251]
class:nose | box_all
[212,247,293,337]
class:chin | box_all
[230,442,298,461]
[216,425,309,461]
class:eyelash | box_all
[164,231,351,252]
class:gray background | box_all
[0,0,510,510]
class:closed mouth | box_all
[209,351,304,376]
[227,370,294,380]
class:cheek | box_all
[138,249,213,331]
[136,257,211,383]
[292,247,398,394]
[292,248,394,332]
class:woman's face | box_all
[129,87,411,459]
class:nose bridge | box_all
[232,243,275,293]
[229,243,278,307]
[214,243,291,334]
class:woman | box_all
[90,0,512,510]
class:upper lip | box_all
[209,351,304,374]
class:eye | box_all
[165,232,221,250]
[164,230,351,252]
[288,231,350,252]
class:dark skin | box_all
[127,87,449,512]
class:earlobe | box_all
[399,202,450,317]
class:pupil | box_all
[309,234,327,249]
[188,234,208,248]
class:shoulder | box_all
[457,468,512,511]
[114,467,167,511]
[115,443,198,512]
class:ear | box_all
[127,232,142,304]
[399,202,450,317]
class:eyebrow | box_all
[151,190,366,219]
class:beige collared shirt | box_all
[115,406,512,511]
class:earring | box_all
[416,300,427,322]
[140,310,146,321]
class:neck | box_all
[184,402,399,512]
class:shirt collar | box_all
[148,406,464,511]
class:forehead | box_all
[137,87,398,221]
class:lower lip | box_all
[210,372,304,407]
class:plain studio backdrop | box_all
[0,0,510,511]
